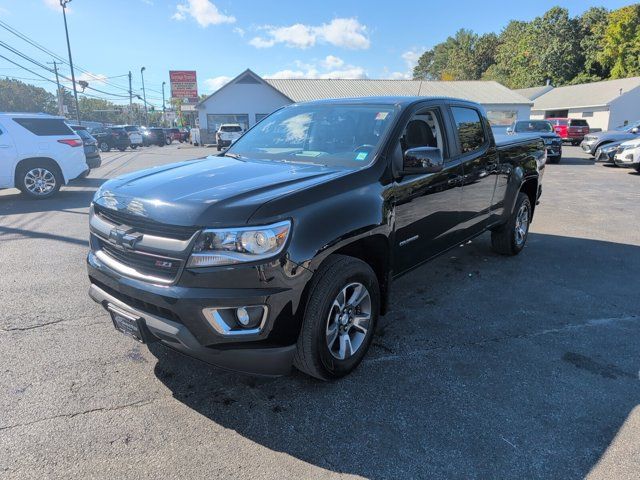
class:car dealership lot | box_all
[1,146,639,479]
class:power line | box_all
[0,18,137,94]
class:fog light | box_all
[236,307,250,326]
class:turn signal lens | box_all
[58,138,83,147]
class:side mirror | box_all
[402,147,444,174]
[632,127,639,134]
[506,127,514,134]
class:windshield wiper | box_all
[222,152,244,159]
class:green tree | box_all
[483,7,581,88]
[578,7,610,80]
[600,4,640,78]
[412,30,498,80]
[0,78,57,113]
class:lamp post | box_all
[162,81,166,127]
[140,66,148,125]
[60,0,80,124]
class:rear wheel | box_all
[491,192,531,256]
[118,147,126,152]
[130,145,137,150]
[294,255,379,380]
[17,162,62,199]
[99,141,110,152]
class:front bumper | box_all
[88,281,296,375]
[613,153,640,168]
[581,141,596,154]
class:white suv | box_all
[0,113,88,199]
[216,123,243,151]
[120,125,143,149]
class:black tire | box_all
[130,145,137,150]
[16,161,63,199]
[548,155,560,164]
[491,192,532,256]
[217,144,221,151]
[118,147,126,152]
[294,255,380,381]
[99,142,110,152]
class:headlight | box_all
[544,138,553,145]
[187,220,291,267]
[621,143,640,151]
[602,145,619,153]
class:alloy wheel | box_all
[24,167,56,196]
[325,282,372,360]
[514,203,529,246]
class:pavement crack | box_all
[0,399,156,432]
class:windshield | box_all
[514,120,553,133]
[74,129,93,140]
[226,104,397,168]
[124,126,139,132]
[220,125,242,132]
[614,121,640,131]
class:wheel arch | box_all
[14,157,65,187]
[519,177,539,219]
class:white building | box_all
[196,69,532,143]
[522,77,640,131]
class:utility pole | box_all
[60,0,80,124]
[49,61,64,116]
[128,71,133,124]
[140,66,148,125]
[162,81,166,127]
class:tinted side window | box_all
[13,118,74,136]
[451,107,485,154]
[569,119,588,127]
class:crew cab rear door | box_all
[446,104,499,237]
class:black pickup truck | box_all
[87,97,545,380]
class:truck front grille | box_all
[97,238,182,282]
[94,204,199,241]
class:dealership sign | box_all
[169,70,198,104]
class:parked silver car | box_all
[580,121,640,156]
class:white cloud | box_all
[204,75,232,92]
[267,56,367,80]
[249,18,369,50]
[43,0,67,11]
[141,0,154,5]
[233,27,245,37]
[172,0,235,27]
[77,72,108,85]
[387,47,424,79]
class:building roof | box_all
[263,78,531,105]
[531,77,640,110]
[514,85,554,101]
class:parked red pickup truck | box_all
[546,118,590,145]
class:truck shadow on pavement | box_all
[148,233,640,479]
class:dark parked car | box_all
[547,118,590,145]
[69,125,101,168]
[87,97,545,380]
[509,119,562,163]
[143,128,166,147]
[90,127,131,152]
[580,120,640,156]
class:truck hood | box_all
[93,155,346,227]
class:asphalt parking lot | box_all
[1,145,639,479]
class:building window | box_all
[255,113,269,124]
[485,110,517,126]
[206,114,249,133]
[582,111,593,117]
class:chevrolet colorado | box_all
[87,97,545,380]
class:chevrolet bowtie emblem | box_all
[108,226,143,250]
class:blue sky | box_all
[0,0,635,107]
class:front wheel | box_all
[99,141,110,152]
[294,255,379,380]
[130,145,137,150]
[491,192,532,256]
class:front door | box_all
[392,106,464,275]
[0,123,17,188]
